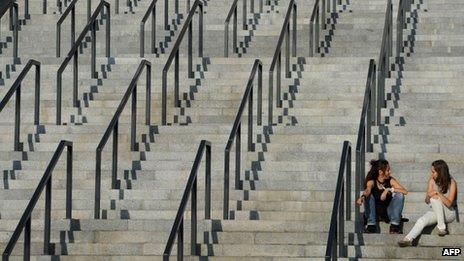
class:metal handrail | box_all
[56,0,78,57]
[0,1,18,59]
[2,140,73,261]
[0,59,41,151]
[140,0,158,57]
[94,59,151,219]
[325,141,351,260]
[355,59,377,232]
[223,59,262,219]
[163,140,212,260]
[161,0,203,125]
[224,0,264,57]
[56,0,111,125]
[268,0,296,125]
[377,0,393,109]
[396,0,411,58]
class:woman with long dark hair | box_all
[398,160,457,247]
[356,159,408,233]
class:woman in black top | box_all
[356,159,409,233]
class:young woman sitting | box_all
[398,160,457,247]
[356,159,409,234]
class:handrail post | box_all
[95,150,102,219]
[44,178,52,254]
[164,0,168,29]
[338,182,345,257]
[152,6,156,54]
[248,83,254,151]
[205,144,211,219]
[235,124,241,189]
[112,121,119,188]
[224,23,229,57]
[91,21,97,78]
[199,4,203,57]
[87,0,91,20]
[34,64,41,125]
[175,50,180,106]
[285,23,290,78]
[292,4,297,57]
[277,52,281,108]
[13,4,18,60]
[268,70,274,125]
[188,20,193,77]
[24,218,31,259]
[73,50,78,107]
[146,64,151,125]
[233,8,237,55]
[191,178,197,255]
[346,146,351,221]
[243,0,247,30]
[71,6,75,51]
[223,151,230,219]
[131,85,137,151]
[257,63,262,126]
[106,4,111,58]
[66,143,73,219]
[162,70,167,125]
[140,23,145,57]
[57,73,62,125]
[14,85,21,151]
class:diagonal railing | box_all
[2,140,73,261]
[0,59,41,151]
[165,0,191,30]
[163,140,212,260]
[161,0,203,125]
[223,59,262,219]
[309,0,342,56]
[56,0,110,125]
[0,1,18,59]
[94,59,151,219]
[268,0,296,125]
[224,0,264,57]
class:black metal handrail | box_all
[56,0,110,125]
[163,140,212,260]
[0,1,18,59]
[377,0,393,110]
[0,59,41,151]
[140,0,158,57]
[223,59,262,219]
[355,59,377,232]
[94,59,151,219]
[2,140,73,261]
[56,0,78,57]
[224,0,264,57]
[396,0,411,58]
[268,0,296,125]
[161,0,203,125]
[325,141,351,260]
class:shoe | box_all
[364,225,377,233]
[437,228,448,237]
[398,238,413,247]
[390,224,402,234]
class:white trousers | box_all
[406,197,456,240]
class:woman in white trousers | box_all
[398,160,457,247]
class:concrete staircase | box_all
[0,0,461,260]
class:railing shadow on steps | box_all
[94,59,151,219]
[2,140,73,261]
[223,59,262,219]
[0,1,18,59]
[161,0,203,125]
[224,0,264,57]
[0,59,40,151]
[163,140,212,260]
[325,59,378,260]
[56,0,110,125]
[268,0,296,125]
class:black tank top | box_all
[372,178,393,207]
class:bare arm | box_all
[356,180,374,205]
[390,177,408,195]
[436,180,457,208]
[425,178,435,204]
